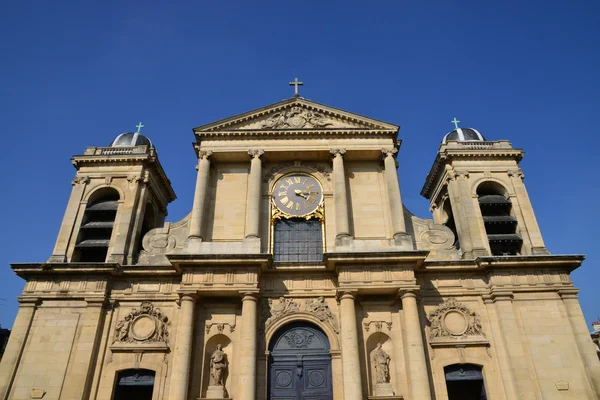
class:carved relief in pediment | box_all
[113,302,170,345]
[230,106,364,130]
[427,298,485,340]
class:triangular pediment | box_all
[194,98,398,133]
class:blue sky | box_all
[1,1,599,328]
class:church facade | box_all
[0,92,599,400]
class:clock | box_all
[273,173,323,217]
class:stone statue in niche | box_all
[210,344,228,386]
[371,343,391,383]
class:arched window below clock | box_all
[273,218,323,262]
[271,172,325,262]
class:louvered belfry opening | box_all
[74,189,119,262]
[477,182,522,256]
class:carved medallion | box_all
[427,298,485,340]
[283,330,314,348]
[114,302,170,344]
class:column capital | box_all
[199,150,213,160]
[17,296,41,307]
[240,291,260,302]
[248,149,265,159]
[330,148,346,157]
[337,290,357,301]
[177,292,197,304]
[489,290,514,302]
[397,286,420,299]
[381,148,398,158]
[558,288,579,300]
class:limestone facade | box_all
[1,96,599,400]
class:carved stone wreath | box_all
[427,298,485,340]
[114,302,170,344]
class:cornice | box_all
[194,128,398,139]
[418,254,584,273]
[420,143,524,200]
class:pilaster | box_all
[0,298,39,400]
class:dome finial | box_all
[451,117,460,130]
[135,122,144,133]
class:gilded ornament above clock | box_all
[273,173,323,217]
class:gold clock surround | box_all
[270,172,326,257]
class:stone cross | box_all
[451,117,460,130]
[136,122,144,133]
[289,78,304,97]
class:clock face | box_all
[273,173,323,216]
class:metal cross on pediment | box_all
[451,117,460,130]
[289,78,304,97]
[135,122,144,133]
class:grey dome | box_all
[110,132,154,148]
[442,128,486,144]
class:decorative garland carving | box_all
[205,322,236,334]
[262,297,339,334]
[363,320,392,332]
[427,298,485,340]
[114,302,170,344]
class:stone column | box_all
[168,294,196,400]
[382,149,411,247]
[48,176,89,262]
[0,299,38,400]
[445,166,489,258]
[245,150,264,239]
[559,289,600,396]
[239,292,258,400]
[189,151,212,239]
[330,149,351,243]
[508,169,548,255]
[400,290,431,400]
[339,291,363,400]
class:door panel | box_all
[268,323,333,400]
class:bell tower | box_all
[421,126,549,258]
[47,130,176,264]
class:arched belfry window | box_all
[477,182,522,255]
[271,172,324,262]
[74,188,119,262]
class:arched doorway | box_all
[113,369,155,400]
[268,322,333,400]
[444,364,487,400]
